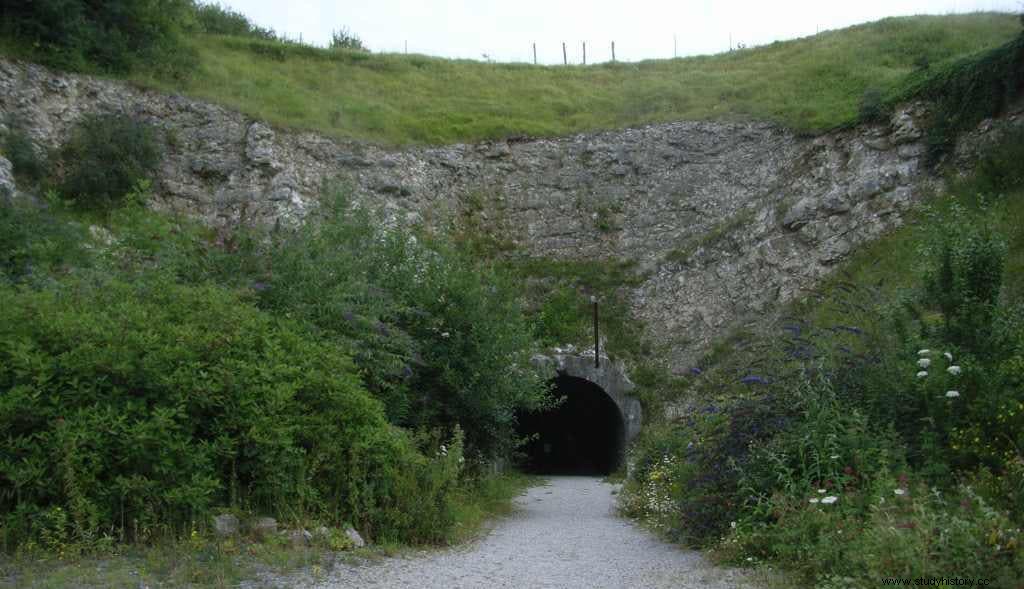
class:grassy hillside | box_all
[120,13,1020,145]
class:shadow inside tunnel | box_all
[516,375,625,476]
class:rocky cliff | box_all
[3,58,1015,370]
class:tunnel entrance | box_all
[517,375,626,475]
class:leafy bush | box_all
[254,195,548,458]
[922,206,1006,354]
[1,119,46,185]
[193,2,276,40]
[964,124,1024,197]
[330,27,367,52]
[57,114,162,210]
[0,276,465,549]
[0,0,195,73]
[896,34,1024,165]
[0,198,88,284]
[857,88,886,123]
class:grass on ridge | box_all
[125,13,1021,145]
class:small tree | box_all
[330,27,367,51]
[58,114,162,210]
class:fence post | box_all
[562,42,567,65]
[611,41,616,62]
[533,42,537,65]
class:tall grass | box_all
[125,13,1021,145]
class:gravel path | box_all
[314,476,757,589]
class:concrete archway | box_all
[519,350,642,475]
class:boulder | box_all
[890,109,923,145]
[245,122,281,170]
[212,514,240,537]
[250,516,278,538]
[344,526,366,548]
[288,528,313,547]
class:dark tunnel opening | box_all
[516,375,626,475]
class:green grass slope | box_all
[124,13,1020,145]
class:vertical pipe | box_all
[592,296,600,368]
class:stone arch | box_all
[521,349,643,474]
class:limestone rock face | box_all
[0,156,15,203]
[2,58,1007,370]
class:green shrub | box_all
[0,276,462,549]
[0,198,88,284]
[858,88,886,123]
[0,0,196,74]
[329,27,367,52]
[57,114,162,210]
[1,120,46,185]
[965,124,1024,197]
[193,2,275,40]
[896,34,1024,165]
[922,205,1006,354]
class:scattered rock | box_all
[288,528,313,547]
[212,514,239,537]
[250,516,278,538]
[245,122,281,170]
[863,137,892,151]
[344,526,366,548]
[897,143,925,159]
[782,197,815,230]
[482,142,511,159]
[890,109,923,144]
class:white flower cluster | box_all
[809,488,838,505]
[915,349,962,400]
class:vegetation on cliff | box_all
[620,123,1024,586]
[0,3,1019,143]
[0,115,548,587]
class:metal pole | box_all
[562,42,567,65]
[592,296,599,368]
[533,42,537,65]
[583,41,586,65]
[611,41,616,62]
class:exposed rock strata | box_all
[3,57,1015,370]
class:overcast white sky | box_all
[216,0,1022,64]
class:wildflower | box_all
[809,498,820,504]
[947,365,962,376]
[818,489,826,494]
[821,496,838,505]
[441,332,450,338]
[894,489,906,496]
[917,358,931,368]
[944,352,953,362]
[830,454,839,459]
[945,390,960,398]
[731,521,737,529]
[918,349,930,356]
[917,371,928,378]
[740,375,769,385]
